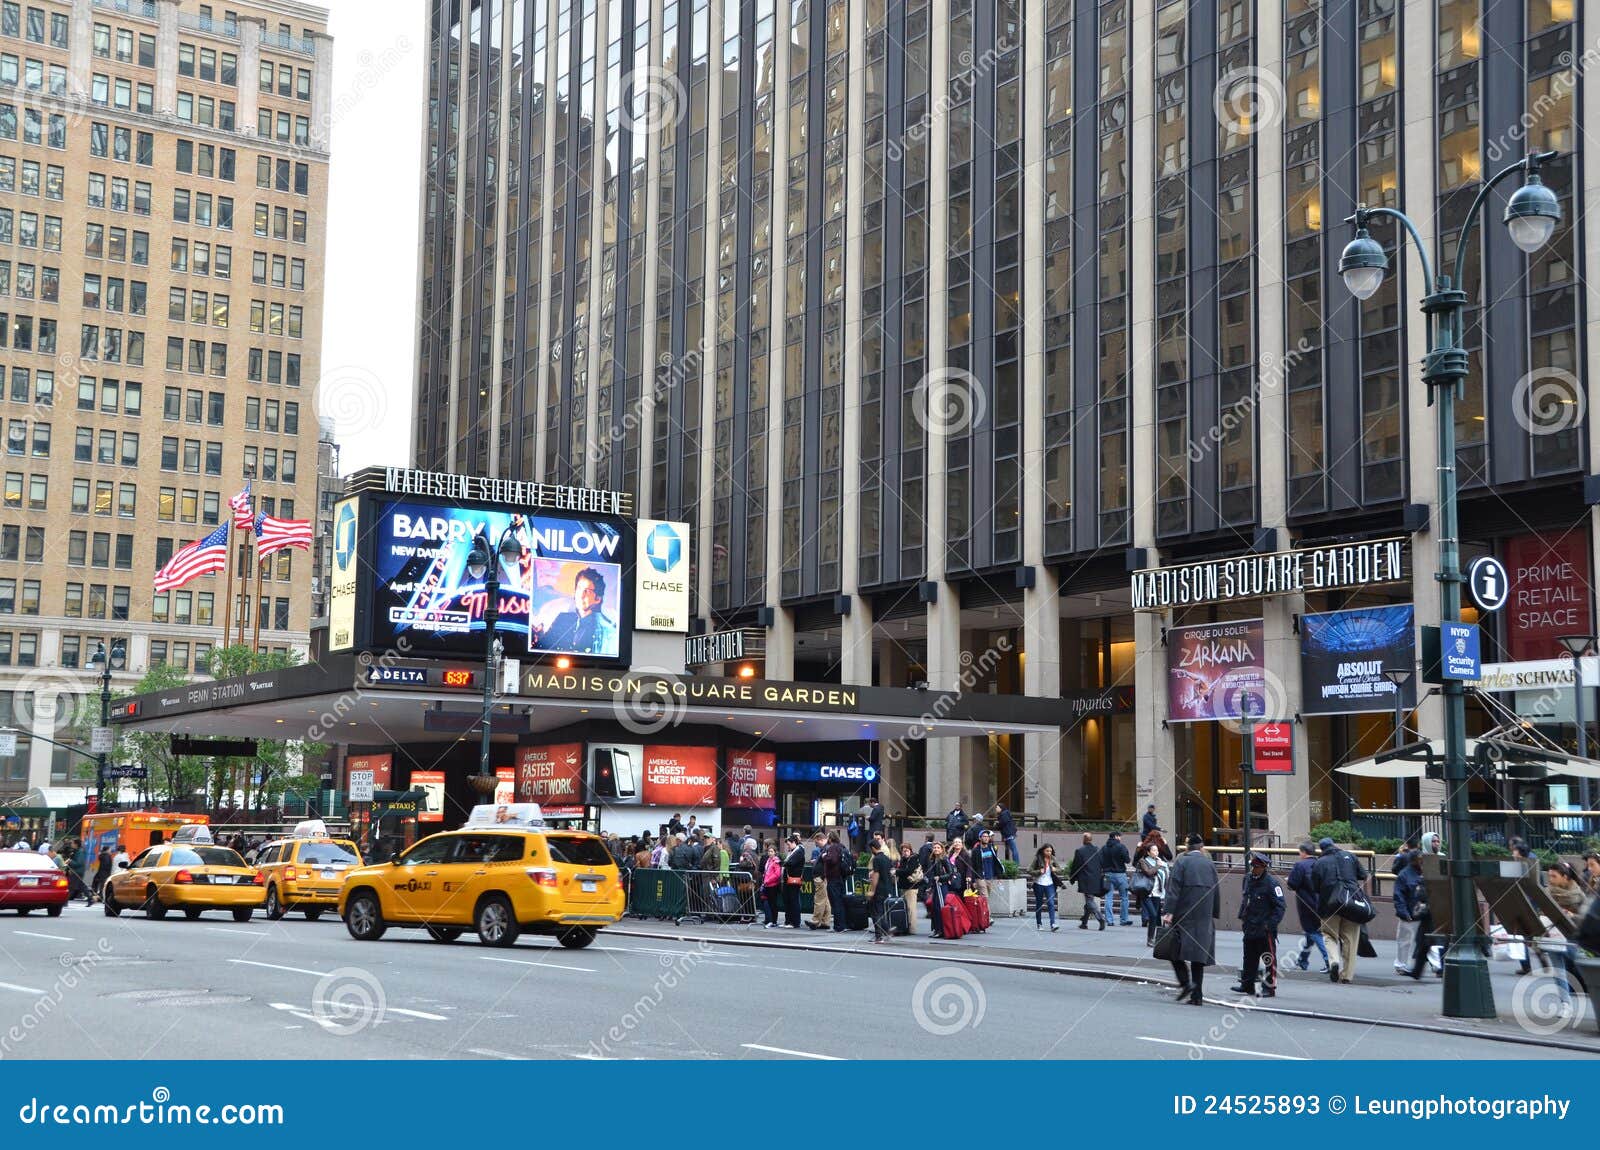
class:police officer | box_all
[1233,851,1286,998]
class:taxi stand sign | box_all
[1250,722,1294,775]
[465,803,547,828]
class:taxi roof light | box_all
[170,823,214,845]
[292,819,330,839]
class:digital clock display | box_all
[441,669,476,688]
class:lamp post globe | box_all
[1338,227,1389,301]
[1503,177,1561,254]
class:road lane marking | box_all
[228,959,330,977]
[1136,1036,1306,1061]
[468,1048,524,1060]
[206,927,268,937]
[380,1006,449,1021]
[568,1051,613,1060]
[708,960,854,977]
[480,956,596,973]
[0,980,46,995]
[740,1043,842,1061]
[13,931,72,941]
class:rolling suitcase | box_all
[941,892,971,939]
[885,896,910,936]
[844,892,870,931]
[963,893,991,932]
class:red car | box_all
[0,849,69,916]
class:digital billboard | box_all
[586,743,719,808]
[367,498,630,661]
[1299,605,1416,716]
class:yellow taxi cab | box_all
[338,804,624,949]
[102,824,265,922]
[254,819,363,921]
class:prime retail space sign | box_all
[1132,537,1408,611]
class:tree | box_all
[204,645,326,812]
[113,662,208,805]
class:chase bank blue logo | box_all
[334,503,358,569]
[645,522,682,573]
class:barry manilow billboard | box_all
[1166,620,1267,723]
[1299,605,1416,715]
[367,498,631,661]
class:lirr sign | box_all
[1132,538,1408,611]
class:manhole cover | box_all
[105,989,250,1007]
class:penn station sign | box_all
[1132,538,1408,611]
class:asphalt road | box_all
[0,903,1588,1060]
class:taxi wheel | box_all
[304,909,324,922]
[143,887,167,920]
[344,890,386,941]
[264,886,285,920]
[557,927,596,950]
[184,908,203,921]
[426,925,463,943]
[103,887,121,917]
[232,909,253,923]
[474,896,520,948]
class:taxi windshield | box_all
[544,835,613,867]
[169,847,247,868]
[298,842,359,866]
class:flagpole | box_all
[251,550,264,653]
[220,522,235,649]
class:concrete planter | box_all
[987,877,1029,917]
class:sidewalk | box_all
[610,910,1600,1052]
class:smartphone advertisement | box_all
[412,769,446,823]
[367,497,630,660]
[587,743,718,808]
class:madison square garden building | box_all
[411,0,1599,842]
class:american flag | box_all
[229,484,254,531]
[255,512,314,558]
[154,523,230,591]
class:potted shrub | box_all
[986,859,1028,917]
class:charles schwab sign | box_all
[1132,538,1408,611]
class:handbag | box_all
[784,875,803,886]
[1330,882,1376,924]
[1130,871,1153,894]
[1153,923,1180,961]
[1357,925,1378,959]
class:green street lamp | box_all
[1337,150,1562,1020]
[463,525,525,786]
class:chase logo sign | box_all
[334,502,358,569]
[635,518,690,633]
[645,522,682,573]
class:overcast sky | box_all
[319,0,428,475]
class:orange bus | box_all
[79,811,209,858]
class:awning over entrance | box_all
[1337,737,1600,780]
[110,653,1074,745]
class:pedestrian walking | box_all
[1029,844,1065,931]
[1395,850,1437,980]
[819,830,849,933]
[1133,838,1170,945]
[1286,841,1329,972]
[971,829,1002,896]
[1313,836,1370,983]
[1099,831,1132,925]
[1548,860,1589,917]
[867,839,896,943]
[917,832,936,874]
[1142,803,1159,838]
[948,837,978,897]
[992,803,1020,864]
[1231,851,1285,998]
[1068,832,1106,929]
[91,843,113,904]
[1162,834,1222,1006]
[895,842,923,933]
[866,797,886,842]
[1582,850,1600,895]
[807,832,832,930]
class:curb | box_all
[609,924,1600,1056]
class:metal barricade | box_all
[626,868,688,920]
[679,868,760,924]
